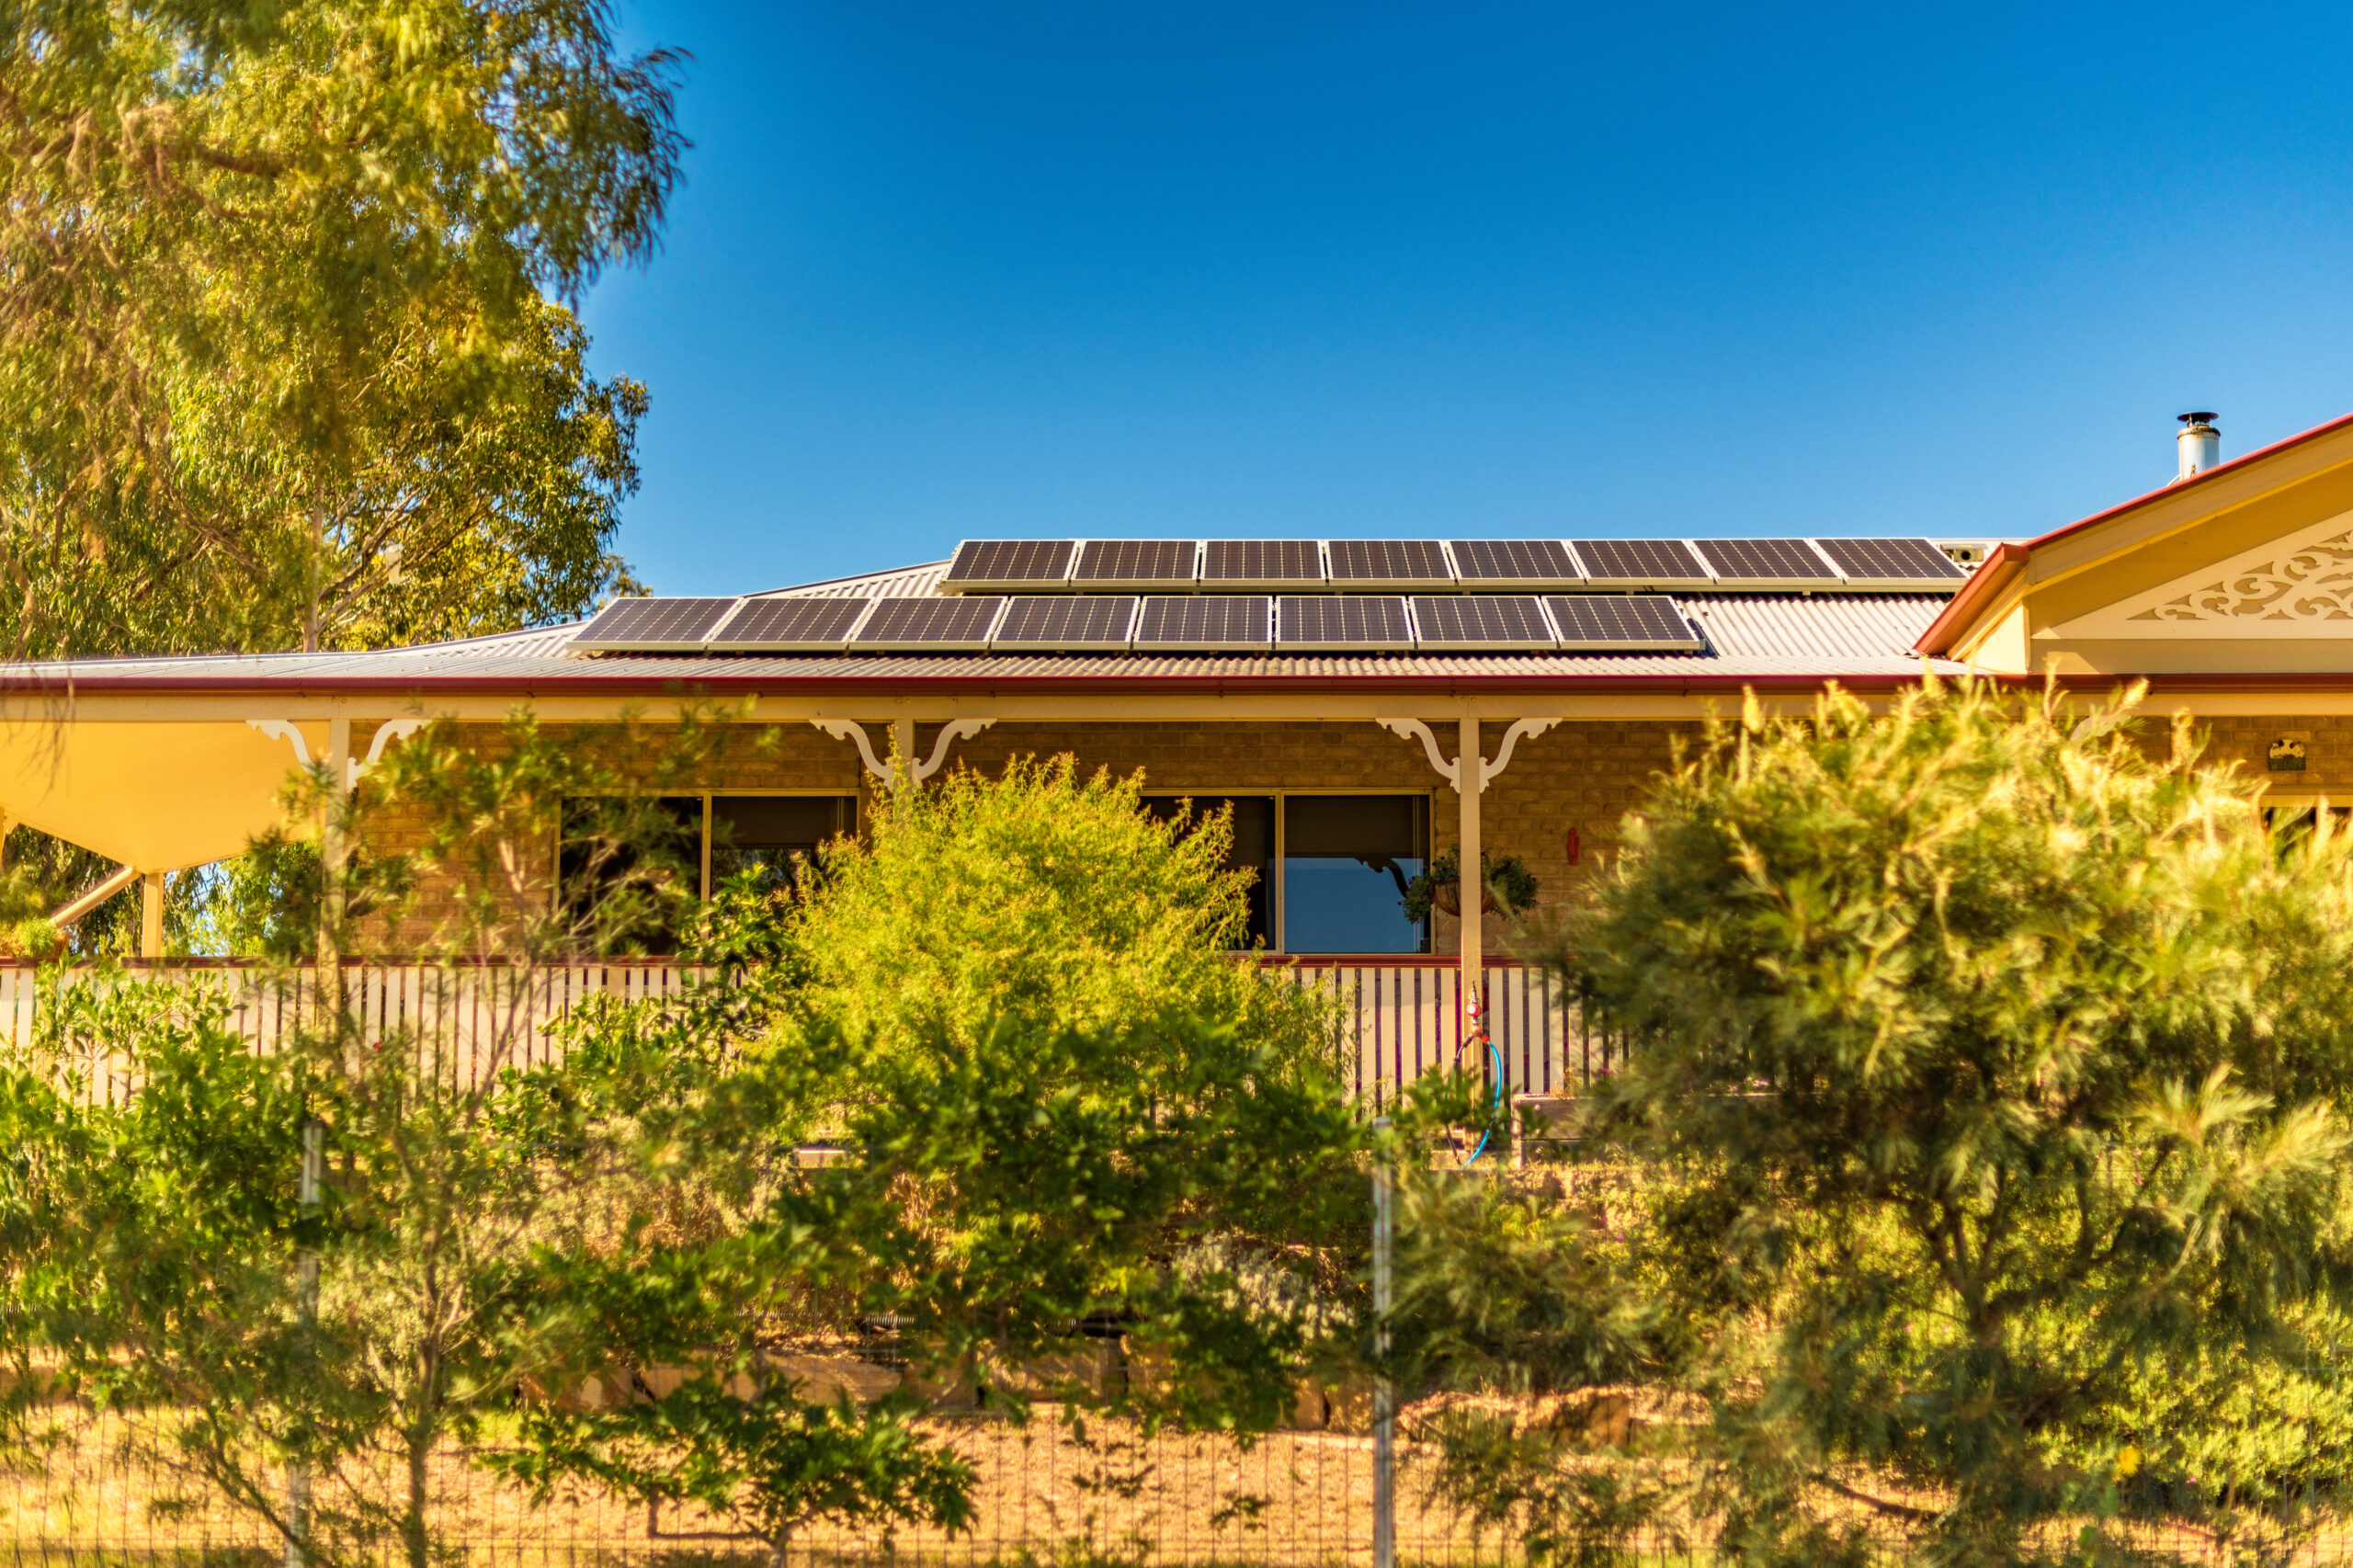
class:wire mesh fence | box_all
[0,1399,1531,1567]
[14,1396,2353,1567]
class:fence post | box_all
[286,1115,322,1568]
[1371,1116,1395,1568]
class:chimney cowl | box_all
[2175,411,2221,483]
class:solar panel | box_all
[1133,596,1272,651]
[1275,597,1415,651]
[706,597,870,651]
[571,597,742,652]
[1447,540,1584,586]
[848,597,1007,651]
[1567,539,1713,588]
[1691,538,1839,588]
[991,595,1138,651]
[939,540,1076,591]
[1543,595,1706,652]
[1073,540,1198,587]
[1200,540,1324,587]
[1409,596,1558,651]
[1812,537,1972,588]
[1324,540,1452,587]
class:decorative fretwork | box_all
[2129,529,2353,621]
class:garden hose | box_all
[1456,997,1508,1168]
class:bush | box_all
[1410,677,2353,1565]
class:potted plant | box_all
[1402,848,1540,922]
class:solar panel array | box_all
[574,592,1718,653]
[570,537,1973,655]
[932,536,1976,592]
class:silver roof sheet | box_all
[0,589,1962,687]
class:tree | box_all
[1428,678,2353,1566]
[0,705,745,1568]
[494,758,1372,1542]
[0,0,681,655]
[0,740,1375,1562]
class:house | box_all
[0,411,2346,1089]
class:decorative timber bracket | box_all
[1375,717,1562,793]
[813,718,997,791]
[248,718,429,790]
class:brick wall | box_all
[352,710,2347,958]
[355,716,1702,956]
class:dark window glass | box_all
[559,795,703,954]
[1142,795,1275,949]
[710,795,858,892]
[1282,795,1429,954]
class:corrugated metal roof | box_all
[0,593,1964,687]
[750,562,951,600]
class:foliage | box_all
[1433,676,2353,1566]
[162,296,652,653]
[0,731,1372,1563]
[500,1381,977,1557]
[1401,847,1540,923]
[0,0,681,655]
[0,707,755,1568]
[498,757,1372,1535]
[790,755,1331,1072]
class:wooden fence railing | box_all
[0,957,1630,1109]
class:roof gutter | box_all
[0,668,1977,701]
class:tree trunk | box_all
[403,1427,430,1568]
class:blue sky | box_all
[583,3,2353,596]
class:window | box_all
[558,795,703,954]
[1282,795,1429,955]
[561,795,861,950]
[1142,795,1275,949]
[711,794,858,892]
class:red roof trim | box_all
[1914,542,2029,655]
[0,669,1962,699]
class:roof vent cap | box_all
[2176,411,2221,483]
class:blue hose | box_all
[1459,1036,1506,1168]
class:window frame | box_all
[1140,786,1438,955]
[558,784,1440,956]
[555,789,864,908]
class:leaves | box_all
[1521,676,2353,1560]
[0,0,680,655]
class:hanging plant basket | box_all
[1403,850,1540,923]
[1427,877,1499,918]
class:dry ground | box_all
[0,1404,1513,1567]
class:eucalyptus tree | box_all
[0,0,681,655]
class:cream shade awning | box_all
[0,720,317,871]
